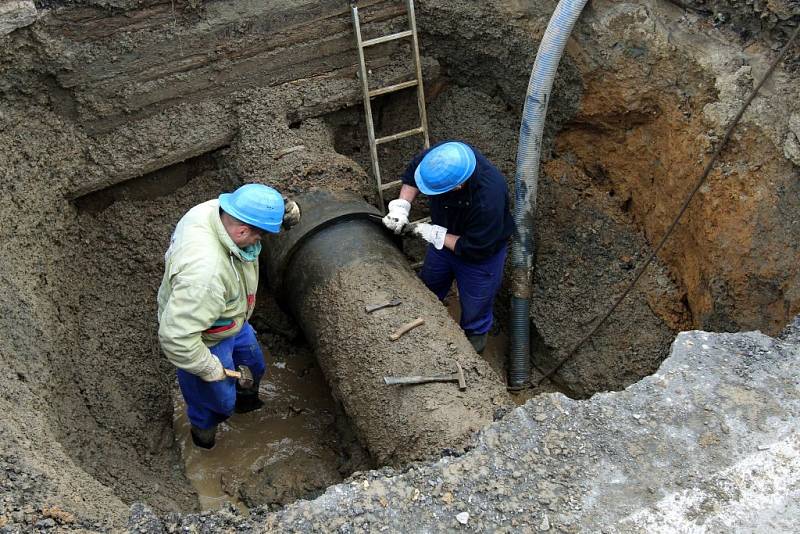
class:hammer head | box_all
[236,364,254,389]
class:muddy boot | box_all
[235,390,264,414]
[467,333,487,354]
[190,425,216,449]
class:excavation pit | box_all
[1,0,799,530]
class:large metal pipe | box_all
[265,190,510,465]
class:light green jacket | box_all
[157,199,259,380]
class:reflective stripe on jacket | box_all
[156,199,259,380]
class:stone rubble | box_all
[125,318,800,532]
[0,0,35,37]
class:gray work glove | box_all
[382,198,411,234]
[283,197,301,229]
[412,223,447,250]
[198,356,226,382]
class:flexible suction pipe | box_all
[509,0,588,389]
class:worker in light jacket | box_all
[383,141,515,354]
[157,183,299,449]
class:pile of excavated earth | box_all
[0,0,798,531]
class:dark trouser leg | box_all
[454,246,507,353]
[419,245,455,301]
[177,336,237,449]
[231,322,267,414]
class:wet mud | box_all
[173,331,370,511]
[1,0,799,530]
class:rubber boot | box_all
[234,390,264,414]
[467,333,488,354]
[190,425,216,449]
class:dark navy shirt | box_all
[401,141,515,262]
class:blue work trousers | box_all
[177,322,266,430]
[419,245,507,336]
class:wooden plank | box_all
[68,129,235,200]
[67,59,438,199]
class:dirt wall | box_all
[1,0,799,529]
[0,104,193,526]
[552,1,800,334]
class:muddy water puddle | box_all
[173,333,365,511]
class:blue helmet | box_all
[219,184,285,233]
[414,142,477,195]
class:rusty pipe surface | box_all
[264,190,509,465]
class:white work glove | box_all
[282,197,301,229]
[412,223,447,250]
[198,356,226,382]
[382,199,411,234]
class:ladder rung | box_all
[361,30,413,48]
[369,79,418,98]
[380,180,403,191]
[376,127,425,145]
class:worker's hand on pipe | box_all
[382,198,411,234]
[282,197,301,229]
[412,223,447,250]
[200,356,227,382]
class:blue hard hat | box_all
[414,142,477,195]
[219,184,285,233]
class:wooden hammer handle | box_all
[389,317,425,341]
[384,375,456,385]
[224,369,242,379]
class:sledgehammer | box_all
[383,361,467,391]
[224,365,254,389]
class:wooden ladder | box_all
[350,0,431,212]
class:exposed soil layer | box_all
[554,1,800,335]
[0,0,799,530]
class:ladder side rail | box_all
[406,0,430,149]
[351,3,387,210]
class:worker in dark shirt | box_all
[382,141,515,353]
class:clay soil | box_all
[1,0,799,530]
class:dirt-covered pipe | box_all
[265,191,509,465]
[510,0,589,389]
